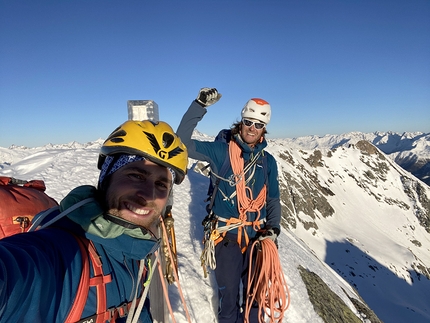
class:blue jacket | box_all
[177,101,281,240]
[0,185,157,323]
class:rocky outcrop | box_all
[299,266,382,323]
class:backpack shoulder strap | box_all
[65,235,91,322]
[65,235,113,323]
[218,151,232,179]
[261,150,268,184]
[205,129,233,207]
[207,146,231,211]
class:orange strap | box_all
[87,240,112,323]
[65,235,114,323]
[65,236,91,323]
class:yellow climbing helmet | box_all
[98,120,188,184]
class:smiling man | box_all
[177,88,282,323]
[101,157,172,232]
[104,160,170,230]
[0,120,187,322]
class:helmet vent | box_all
[162,133,175,148]
[107,129,127,143]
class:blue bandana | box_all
[98,154,176,187]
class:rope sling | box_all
[201,139,267,272]
[226,139,267,252]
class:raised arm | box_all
[176,88,221,160]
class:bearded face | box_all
[104,159,172,232]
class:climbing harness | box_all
[216,140,267,250]
[210,149,262,205]
[201,139,268,274]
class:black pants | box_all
[214,233,260,323]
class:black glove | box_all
[257,227,280,243]
[195,88,222,107]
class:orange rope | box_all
[244,239,290,323]
[228,140,267,252]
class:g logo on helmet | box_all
[158,150,168,159]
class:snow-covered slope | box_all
[1,130,430,322]
[265,135,430,322]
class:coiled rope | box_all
[244,239,291,323]
[229,140,267,251]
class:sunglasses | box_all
[242,119,265,130]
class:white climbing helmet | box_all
[241,98,271,125]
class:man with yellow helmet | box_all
[0,120,187,322]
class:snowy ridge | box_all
[277,131,429,154]
[276,131,430,186]
[1,130,430,322]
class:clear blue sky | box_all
[1,0,429,147]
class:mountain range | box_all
[279,131,430,186]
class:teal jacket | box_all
[0,185,158,323]
[177,101,281,239]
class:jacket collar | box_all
[233,133,267,159]
[60,185,159,260]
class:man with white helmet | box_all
[177,88,282,323]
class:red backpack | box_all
[0,176,58,238]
